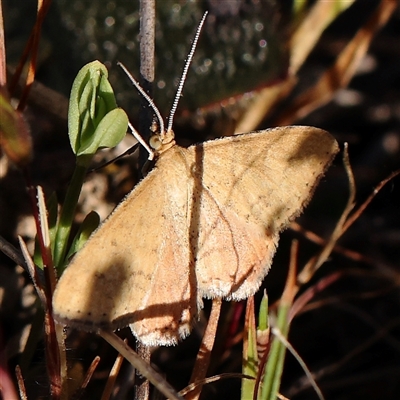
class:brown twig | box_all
[298,144,355,285]
[180,373,255,397]
[100,330,184,400]
[138,0,155,172]
[342,169,400,233]
[15,366,27,400]
[136,4,155,397]
[72,356,100,400]
[290,222,374,265]
[0,0,6,87]
[187,298,223,400]
[18,183,65,399]
[9,0,52,109]
[101,351,124,400]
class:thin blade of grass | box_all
[235,0,355,134]
[259,241,298,400]
[271,328,324,400]
[241,296,258,400]
[290,0,355,75]
[276,0,397,126]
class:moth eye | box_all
[149,135,163,151]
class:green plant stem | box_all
[260,303,290,400]
[241,297,258,400]
[53,163,88,269]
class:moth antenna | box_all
[118,62,165,136]
[167,11,208,134]
[128,122,155,161]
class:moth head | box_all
[150,129,176,155]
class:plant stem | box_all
[53,163,87,269]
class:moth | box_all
[52,13,339,346]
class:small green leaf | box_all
[54,61,127,267]
[68,61,127,157]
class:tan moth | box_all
[52,13,339,346]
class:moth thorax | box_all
[150,129,176,155]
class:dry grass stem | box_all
[187,298,223,400]
[99,330,183,400]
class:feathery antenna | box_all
[167,11,208,133]
[118,11,208,148]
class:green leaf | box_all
[259,301,291,400]
[76,107,128,163]
[68,60,127,157]
[54,61,128,267]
